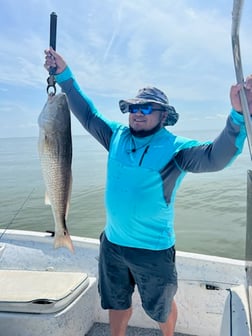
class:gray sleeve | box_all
[175,113,246,173]
[55,67,121,151]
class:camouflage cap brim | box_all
[119,99,179,126]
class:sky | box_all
[0,0,252,138]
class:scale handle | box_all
[49,12,57,50]
[47,12,57,93]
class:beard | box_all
[129,121,162,137]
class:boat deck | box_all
[86,323,192,335]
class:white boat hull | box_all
[0,230,250,336]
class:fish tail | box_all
[54,230,74,253]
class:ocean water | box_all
[0,131,251,260]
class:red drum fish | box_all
[38,93,74,252]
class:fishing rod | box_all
[0,188,35,240]
[47,12,57,95]
[231,0,252,330]
[231,0,252,159]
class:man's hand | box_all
[230,75,252,114]
[44,47,67,75]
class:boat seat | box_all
[0,269,89,314]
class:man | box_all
[45,47,252,336]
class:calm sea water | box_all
[0,131,251,260]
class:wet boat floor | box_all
[86,322,192,335]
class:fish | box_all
[38,93,74,252]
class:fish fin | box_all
[65,173,73,219]
[45,192,51,205]
[54,230,74,253]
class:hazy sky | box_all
[1,0,252,138]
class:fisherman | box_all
[44,47,252,336]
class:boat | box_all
[1,1,252,335]
[0,229,251,336]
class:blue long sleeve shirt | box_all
[56,67,247,250]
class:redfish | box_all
[38,93,74,252]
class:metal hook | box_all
[47,75,56,95]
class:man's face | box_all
[129,103,168,132]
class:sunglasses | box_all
[129,104,165,115]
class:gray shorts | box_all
[98,233,177,323]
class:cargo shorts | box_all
[98,233,177,323]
